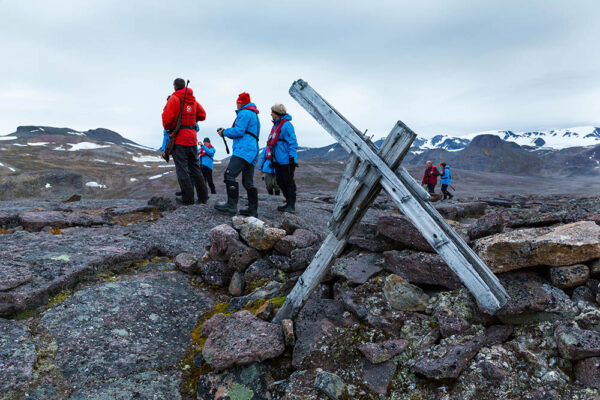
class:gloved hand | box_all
[289,157,298,167]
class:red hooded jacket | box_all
[162,88,206,146]
[422,165,440,185]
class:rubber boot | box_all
[277,203,288,212]
[214,182,238,214]
[240,188,258,217]
[283,199,296,214]
[275,190,280,196]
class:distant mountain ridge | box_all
[12,126,146,148]
[296,126,600,176]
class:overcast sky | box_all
[0,0,599,155]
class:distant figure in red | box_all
[162,78,208,205]
[422,160,440,194]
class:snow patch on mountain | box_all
[68,142,111,151]
[85,181,106,188]
[0,136,17,141]
[132,155,163,163]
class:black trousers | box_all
[201,165,216,194]
[441,184,451,198]
[224,156,255,191]
[427,183,435,194]
[274,163,297,204]
[172,144,208,204]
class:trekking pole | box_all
[217,128,230,154]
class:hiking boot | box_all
[240,188,258,217]
[175,191,182,196]
[277,203,288,212]
[215,182,238,215]
[283,201,296,214]
[275,190,281,196]
[176,196,194,205]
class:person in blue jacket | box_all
[215,92,260,216]
[258,147,280,196]
[198,137,216,194]
[440,162,453,200]
[267,104,298,213]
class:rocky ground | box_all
[3,189,600,399]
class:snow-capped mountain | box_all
[462,126,600,150]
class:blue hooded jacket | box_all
[269,114,297,165]
[223,103,260,165]
[258,147,274,174]
[199,144,216,170]
[440,166,451,185]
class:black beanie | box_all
[203,137,210,143]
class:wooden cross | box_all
[273,79,509,323]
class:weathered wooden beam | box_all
[287,79,509,313]
[272,233,347,323]
[329,123,415,238]
[274,125,415,323]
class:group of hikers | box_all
[160,78,298,217]
[422,160,453,200]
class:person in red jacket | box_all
[162,78,208,205]
[422,160,440,194]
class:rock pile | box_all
[5,195,600,399]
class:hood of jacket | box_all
[172,88,197,104]
[237,102,259,114]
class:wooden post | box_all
[272,79,509,323]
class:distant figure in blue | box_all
[440,162,453,200]
[215,92,260,217]
[198,137,216,194]
[258,147,280,196]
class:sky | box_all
[0,0,599,156]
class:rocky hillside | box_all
[0,125,197,200]
[3,191,600,399]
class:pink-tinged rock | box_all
[331,252,384,285]
[468,212,505,240]
[496,272,577,325]
[435,307,470,338]
[383,250,462,289]
[202,310,285,370]
[201,313,226,337]
[412,336,485,379]
[377,214,433,252]
[290,245,319,271]
[174,252,198,274]
[348,222,393,253]
[361,359,396,395]
[482,324,513,346]
[208,224,244,261]
[358,339,408,364]
[274,229,319,256]
[574,357,600,389]
[555,324,600,361]
[19,210,106,231]
[200,261,234,287]
[228,246,260,272]
[474,221,600,273]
